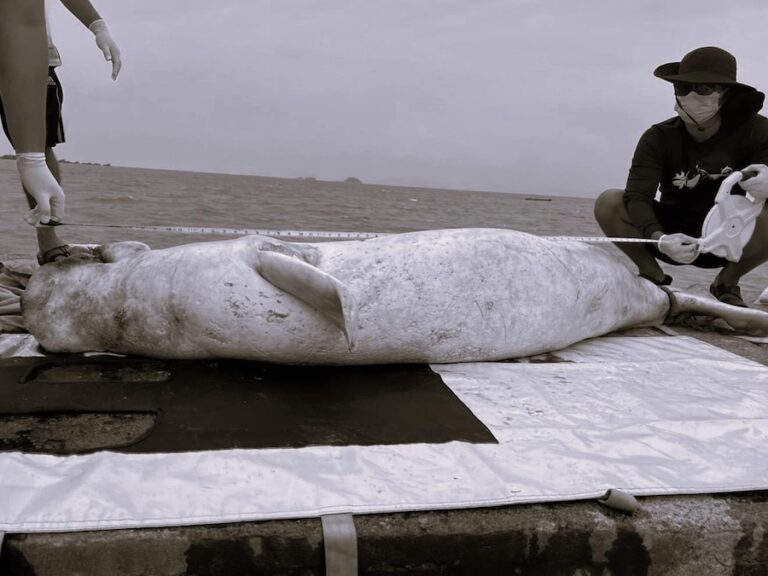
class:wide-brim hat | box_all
[654,46,753,90]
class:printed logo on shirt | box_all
[672,166,733,189]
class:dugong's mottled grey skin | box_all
[22,229,676,364]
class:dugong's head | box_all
[21,241,153,349]
[23,241,152,306]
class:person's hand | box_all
[16,153,66,226]
[89,19,121,80]
[738,164,768,200]
[657,233,700,264]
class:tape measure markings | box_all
[55,222,658,243]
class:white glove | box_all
[657,233,700,264]
[738,164,768,200]
[89,19,122,80]
[16,152,66,226]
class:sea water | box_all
[0,159,599,256]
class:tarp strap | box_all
[321,514,358,576]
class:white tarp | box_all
[2,335,768,533]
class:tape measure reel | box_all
[698,171,765,262]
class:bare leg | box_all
[0,0,47,153]
[594,189,666,282]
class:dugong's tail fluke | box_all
[254,250,359,350]
[667,291,768,336]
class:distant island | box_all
[295,175,364,184]
[0,154,110,167]
[60,159,111,167]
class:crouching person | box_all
[595,46,768,307]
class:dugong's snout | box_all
[20,269,54,324]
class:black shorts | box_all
[648,201,727,269]
[0,67,65,149]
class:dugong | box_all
[21,228,768,364]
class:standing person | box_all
[0,0,62,232]
[0,0,121,264]
[594,46,768,307]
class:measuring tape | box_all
[57,222,384,240]
[45,222,658,244]
[541,236,658,243]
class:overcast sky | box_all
[3,0,768,197]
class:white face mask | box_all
[674,92,723,126]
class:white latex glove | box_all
[89,19,122,80]
[738,164,768,200]
[16,152,66,226]
[657,233,700,264]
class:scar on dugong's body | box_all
[21,228,768,364]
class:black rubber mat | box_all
[0,357,496,454]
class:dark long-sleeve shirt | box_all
[624,88,768,238]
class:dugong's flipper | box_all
[254,250,359,349]
[667,290,768,336]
